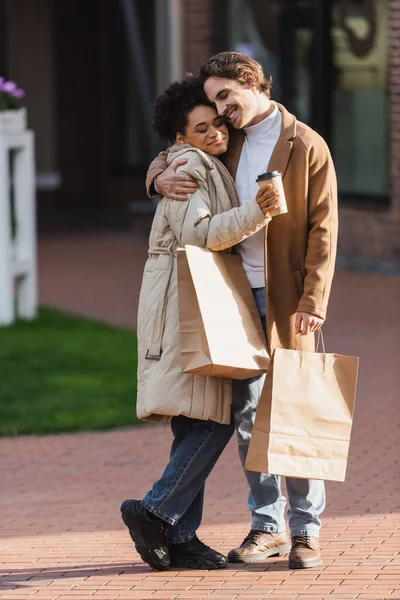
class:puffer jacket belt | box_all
[145,245,176,360]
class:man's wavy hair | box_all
[199,52,272,98]
[153,75,212,142]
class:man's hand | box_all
[256,184,280,216]
[155,159,199,201]
[295,312,324,335]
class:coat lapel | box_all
[224,103,297,180]
[224,129,245,181]
[267,137,293,179]
[268,103,296,179]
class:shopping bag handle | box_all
[316,329,326,353]
[296,328,326,353]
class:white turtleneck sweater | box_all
[235,101,282,288]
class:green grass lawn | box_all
[0,308,140,436]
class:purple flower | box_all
[2,81,17,93]
[12,88,25,99]
[0,77,4,86]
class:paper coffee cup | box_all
[256,170,287,217]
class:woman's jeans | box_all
[142,287,325,543]
[142,416,235,543]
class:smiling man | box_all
[146,52,338,569]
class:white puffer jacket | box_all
[136,144,270,424]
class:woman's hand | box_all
[256,184,280,216]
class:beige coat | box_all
[147,103,338,355]
[138,144,270,424]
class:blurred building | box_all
[0,0,399,269]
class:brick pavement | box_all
[0,233,399,600]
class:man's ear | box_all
[243,73,256,89]
[176,132,186,145]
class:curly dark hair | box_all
[153,75,213,142]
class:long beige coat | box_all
[146,103,338,355]
[138,144,270,424]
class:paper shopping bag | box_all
[245,342,359,481]
[176,245,270,379]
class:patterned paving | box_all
[0,234,398,600]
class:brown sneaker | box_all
[289,536,323,569]
[228,530,290,563]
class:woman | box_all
[120,77,280,571]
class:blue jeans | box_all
[142,415,235,543]
[232,287,325,537]
[143,288,325,542]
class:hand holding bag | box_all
[245,332,359,482]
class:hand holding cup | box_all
[256,171,288,217]
[256,184,280,217]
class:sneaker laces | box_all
[189,535,212,552]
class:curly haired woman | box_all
[120,77,279,571]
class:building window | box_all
[112,0,159,175]
[331,0,389,200]
[213,0,389,205]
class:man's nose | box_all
[216,102,225,116]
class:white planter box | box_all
[0,129,37,325]
[0,107,27,133]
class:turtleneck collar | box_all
[244,101,281,140]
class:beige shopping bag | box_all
[245,335,359,482]
[177,245,270,379]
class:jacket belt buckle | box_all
[145,349,162,361]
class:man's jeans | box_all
[143,287,325,542]
[232,288,325,537]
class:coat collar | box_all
[166,143,214,170]
[224,102,296,181]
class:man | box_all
[144,52,338,569]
